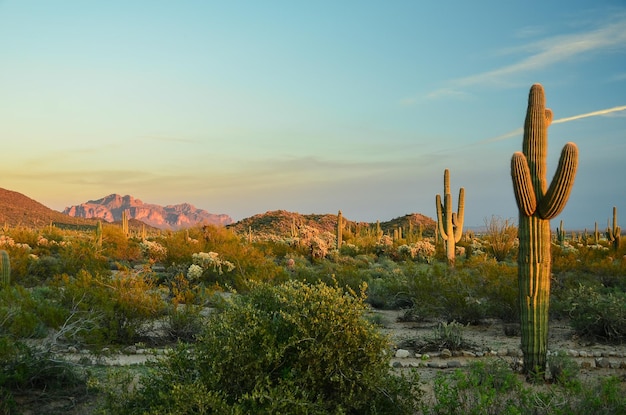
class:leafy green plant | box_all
[100,280,423,414]
[425,359,526,415]
[547,351,580,387]
[421,321,472,352]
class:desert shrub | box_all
[561,284,626,342]
[0,285,67,339]
[0,338,87,412]
[163,304,205,342]
[101,226,141,262]
[102,280,422,414]
[425,359,526,415]
[482,216,518,262]
[26,254,63,282]
[52,270,166,346]
[417,267,488,324]
[476,260,519,322]
[57,239,109,276]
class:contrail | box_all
[552,105,626,124]
[483,105,626,143]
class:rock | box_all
[567,349,579,357]
[395,349,411,358]
[461,350,476,357]
[447,361,463,368]
[596,357,611,369]
[392,361,404,368]
[440,349,452,359]
[124,345,137,354]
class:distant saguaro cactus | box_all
[556,220,566,247]
[122,210,129,237]
[606,206,621,251]
[95,220,103,249]
[435,169,465,266]
[511,83,578,378]
[337,210,343,249]
[0,250,10,288]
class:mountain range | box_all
[0,187,437,235]
[63,194,233,230]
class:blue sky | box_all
[0,1,625,229]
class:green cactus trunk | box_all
[518,216,551,374]
[436,169,465,267]
[511,84,578,378]
[0,250,10,288]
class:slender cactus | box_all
[0,250,10,288]
[435,169,465,266]
[95,220,103,250]
[594,221,600,245]
[337,210,343,249]
[122,210,129,237]
[556,220,566,247]
[511,83,578,378]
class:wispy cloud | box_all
[426,13,626,99]
[483,105,626,143]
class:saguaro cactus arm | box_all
[452,188,465,242]
[511,152,537,216]
[537,143,579,219]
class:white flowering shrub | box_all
[191,251,235,275]
[374,235,394,256]
[186,264,204,281]
[140,240,168,263]
[0,235,31,250]
[296,225,335,259]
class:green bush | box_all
[561,284,626,342]
[0,285,67,339]
[101,280,422,414]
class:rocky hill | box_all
[63,194,233,230]
[228,210,436,238]
[0,188,97,229]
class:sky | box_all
[0,1,625,229]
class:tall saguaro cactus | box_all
[435,169,465,266]
[510,84,578,378]
[606,206,621,251]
